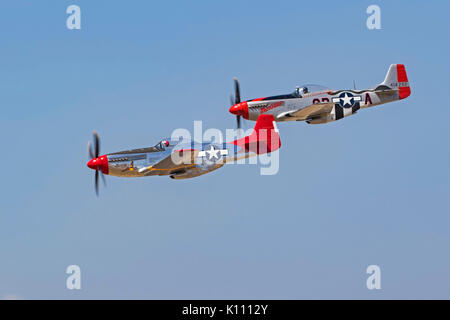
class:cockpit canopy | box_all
[294,84,331,97]
[154,139,179,150]
[248,84,331,101]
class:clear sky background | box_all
[1,0,449,299]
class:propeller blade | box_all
[93,131,100,158]
[233,77,241,104]
[87,141,94,159]
[95,170,99,196]
[100,171,106,186]
[236,115,241,129]
[88,131,106,196]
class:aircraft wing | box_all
[276,102,335,121]
[138,149,199,175]
[153,149,199,169]
[150,148,224,179]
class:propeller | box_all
[87,131,106,196]
[231,77,242,129]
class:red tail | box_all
[382,64,411,100]
[231,114,281,154]
[396,64,411,100]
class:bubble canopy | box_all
[298,84,331,93]
[245,84,332,101]
[294,84,331,97]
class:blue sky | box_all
[0,0,449,299]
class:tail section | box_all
[381,64,411,99]
[232,114,281,154]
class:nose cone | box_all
[87,155,109,174]
[87,159,96,170]
[229,101,249,119]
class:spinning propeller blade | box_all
[88,131,106,196]
[231,77,242,129]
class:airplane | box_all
[229,64,411,126]
[87,114,280,195]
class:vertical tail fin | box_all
[231,114,281,154]
[381,64,411,99]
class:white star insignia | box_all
[341,93,353,107]
[197,145,228,161]
[206,145,220,160]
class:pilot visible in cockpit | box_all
[295,86,309,97]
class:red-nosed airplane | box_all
[87,114,280,195]
[229,64,410,126]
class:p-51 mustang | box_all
[87,114,280,195]
[229,64,411,126]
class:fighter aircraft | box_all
[87,114,280,195]
[229,64,410,126]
